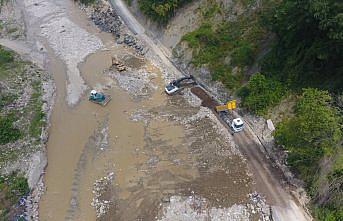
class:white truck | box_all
[230,118,244,133]
[217,110,244,133]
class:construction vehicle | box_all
[165,75,196,95]
[215,100,243,133]
[218,110,244,133]
[230,118,244,133]
[111,57,127,72]
[89,90,111,106]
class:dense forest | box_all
[137,0,343,220]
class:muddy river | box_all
[33,1,255,220]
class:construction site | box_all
[0,0,316,220]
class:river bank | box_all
[0,0,55,218]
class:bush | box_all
[0,115,21,145]
[77,0,95,5]
[313,205,343,221]
[0,173,29,219]
[0,47,13,66]
[0,93,16,109]
[138,0,191,24]
[181,13,267,90]
[231,42,255,67]
[29,111,44,137]
[238,73,285,115]
[274,89,342,185]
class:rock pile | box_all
[90,3,122,39]
[118,34,147,56]
[247,192,272,221]
[86,0,147,55]
[91,172,114,218]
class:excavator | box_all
[89,90,111,106]
[164,75,196,95]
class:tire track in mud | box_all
[65,117,109,220]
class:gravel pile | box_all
[247,192,272,221]
[91,172,114,218]
[158,195,250,221]
[109,68,157,100]
[118,34,147,55]
[90,3,122,39]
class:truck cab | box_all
[231,118,244,133]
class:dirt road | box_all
[110,1,312,220]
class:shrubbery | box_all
[28,81,44,138]
[0,47,13,66]
[0,173,29,219]
[238,73,285,115]
[78,0,96,5]
[138,0,191,24]
[0,115,21,145]
[274,89,342,220]
[274,89,341,183]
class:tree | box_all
[239,73,285,115]
[138,0,191,23]
[260,0,343,90]
[274,88,342,183]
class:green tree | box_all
[138,0,191,23]
[261,0,343,90]
[0,46,13,66]
[274,88,342,184]
[0,115,21,145]
[239,73,285,115]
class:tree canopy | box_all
[261,0,343,90]
[238,73,286,115]
[274,88,341,183]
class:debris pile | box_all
[91,172,114,218]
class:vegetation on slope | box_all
[0,173,29,220]
[274,89,342,220]
[238,73,286,115]
[260,0,343,91]
[0,46,48,219]
[138,0,192,24]
[260,1,343,218]
[182,13,267,89]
